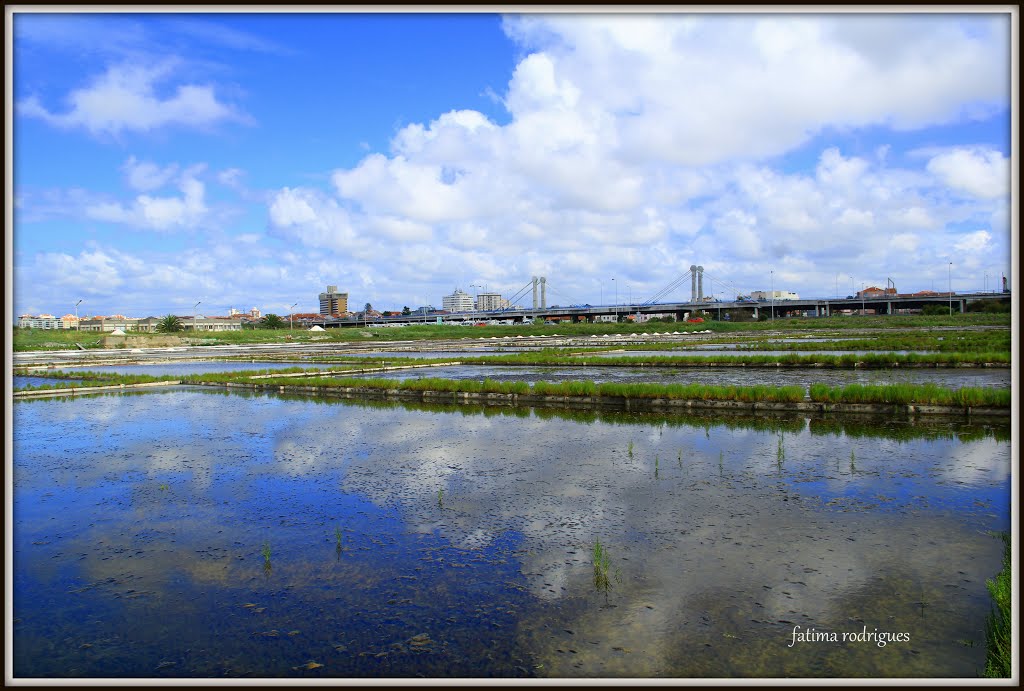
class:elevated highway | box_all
[325,292,1010,327]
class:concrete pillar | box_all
[540,277,546,308]
[690,265,697,303]
[697,266,704,302]
[532,276,538,309]
[753,307,759,320]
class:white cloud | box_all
[926,148,1009,199]
[954,229,992,254]
[85,166,208,231]
[17,60,246,135]
[122,156,179,191]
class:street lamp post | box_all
[194,301,202,333]
[289,302,297,330]
[612,278,617,323]
[948,261,953,316]
[74,299,82,332]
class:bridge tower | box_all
[532,276,538,309]
[697,266,705,302]
[690,265,698,303]
[540,276,546,308]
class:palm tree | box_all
[261,314,286,329]
[155,314,184,333]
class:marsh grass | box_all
[808,383,1009,408]
[592,539,621,600]
[983,532,1011,677]
[50,369,998,409]
[437,488,444,509]
[14,371,174,391]
[628,440,634,458]
[468,350,1010,368]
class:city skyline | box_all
[9,10,1015,319]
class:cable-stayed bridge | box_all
[326,265,1009,327]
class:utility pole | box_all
[74,299,82,332]
[948,261,952,315]
[289,302,297,330]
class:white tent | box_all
[308,325,325,331]
[109,328,126,336]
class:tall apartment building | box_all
[319,285,349,315]
[442,288,474,313]
[475,292,509,311]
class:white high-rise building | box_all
[442,288,474,312]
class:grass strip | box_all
[185,373,1008,408]
[808,383,1010,407]
[983,532,1011,677]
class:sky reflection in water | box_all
[12,389,1010,679]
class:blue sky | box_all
[9,10,1014,318]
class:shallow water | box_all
[12,390,1010,679]
[40,362,343,376]
[337,364,1010,391]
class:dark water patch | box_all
[12,390,1009,679]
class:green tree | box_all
[402,306,411,315]
[155,314,184,333]
[260,314,286,329]
[364,302,373,313]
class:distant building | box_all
[18,314,64,329]
[249,307,262,319]
[442,288,474,313]
[857,286,897,299]
[319,285,349,316]
[475,292,510,311]
[751,290,800,301]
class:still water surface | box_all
[13,389,1009,678]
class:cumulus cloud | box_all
[86,165,209,231]
[954,229,992,254]
[926,148,1010,199]
[122,156,179,191]
[17,60,246,135]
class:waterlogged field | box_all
[349,364,1011,391]
[12,388,1009,679]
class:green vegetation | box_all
[808,383,1010,408]
[156,314,184,333]
[11,311,1010,351]
[983,532,1011,677]
[468,351,1009,368]
[261,541,272,565]
[437,488,444,509]
[592,539,620,598]
[260,314,286,329]
[13,371,174,392]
